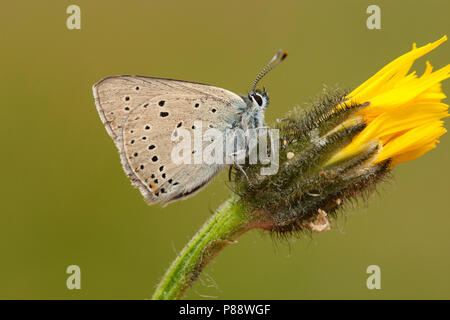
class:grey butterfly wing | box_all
[121,93,237,204]
[93,76,246,204]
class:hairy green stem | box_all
[152,195,252,300]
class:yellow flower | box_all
[327,36,450,167]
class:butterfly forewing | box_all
[93,76,247,204]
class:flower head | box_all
[236,36,450,234]
[327,36,450,167]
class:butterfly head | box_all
[243,51,287,127]
[247,50,287,112]
[248,87,269,110]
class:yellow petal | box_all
[375,122,446,163]
[347,36,448,104]
[329,36,449,168]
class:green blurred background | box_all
[0,0,449,299]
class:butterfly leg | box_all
[227,163,249,184]
[234,163,252,185]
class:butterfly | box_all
[93,50,287,205]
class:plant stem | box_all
[152,194,252,300]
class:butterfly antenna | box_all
[251,50,288,92]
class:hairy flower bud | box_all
[234,89,390,233]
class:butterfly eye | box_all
[252,93,263,106]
